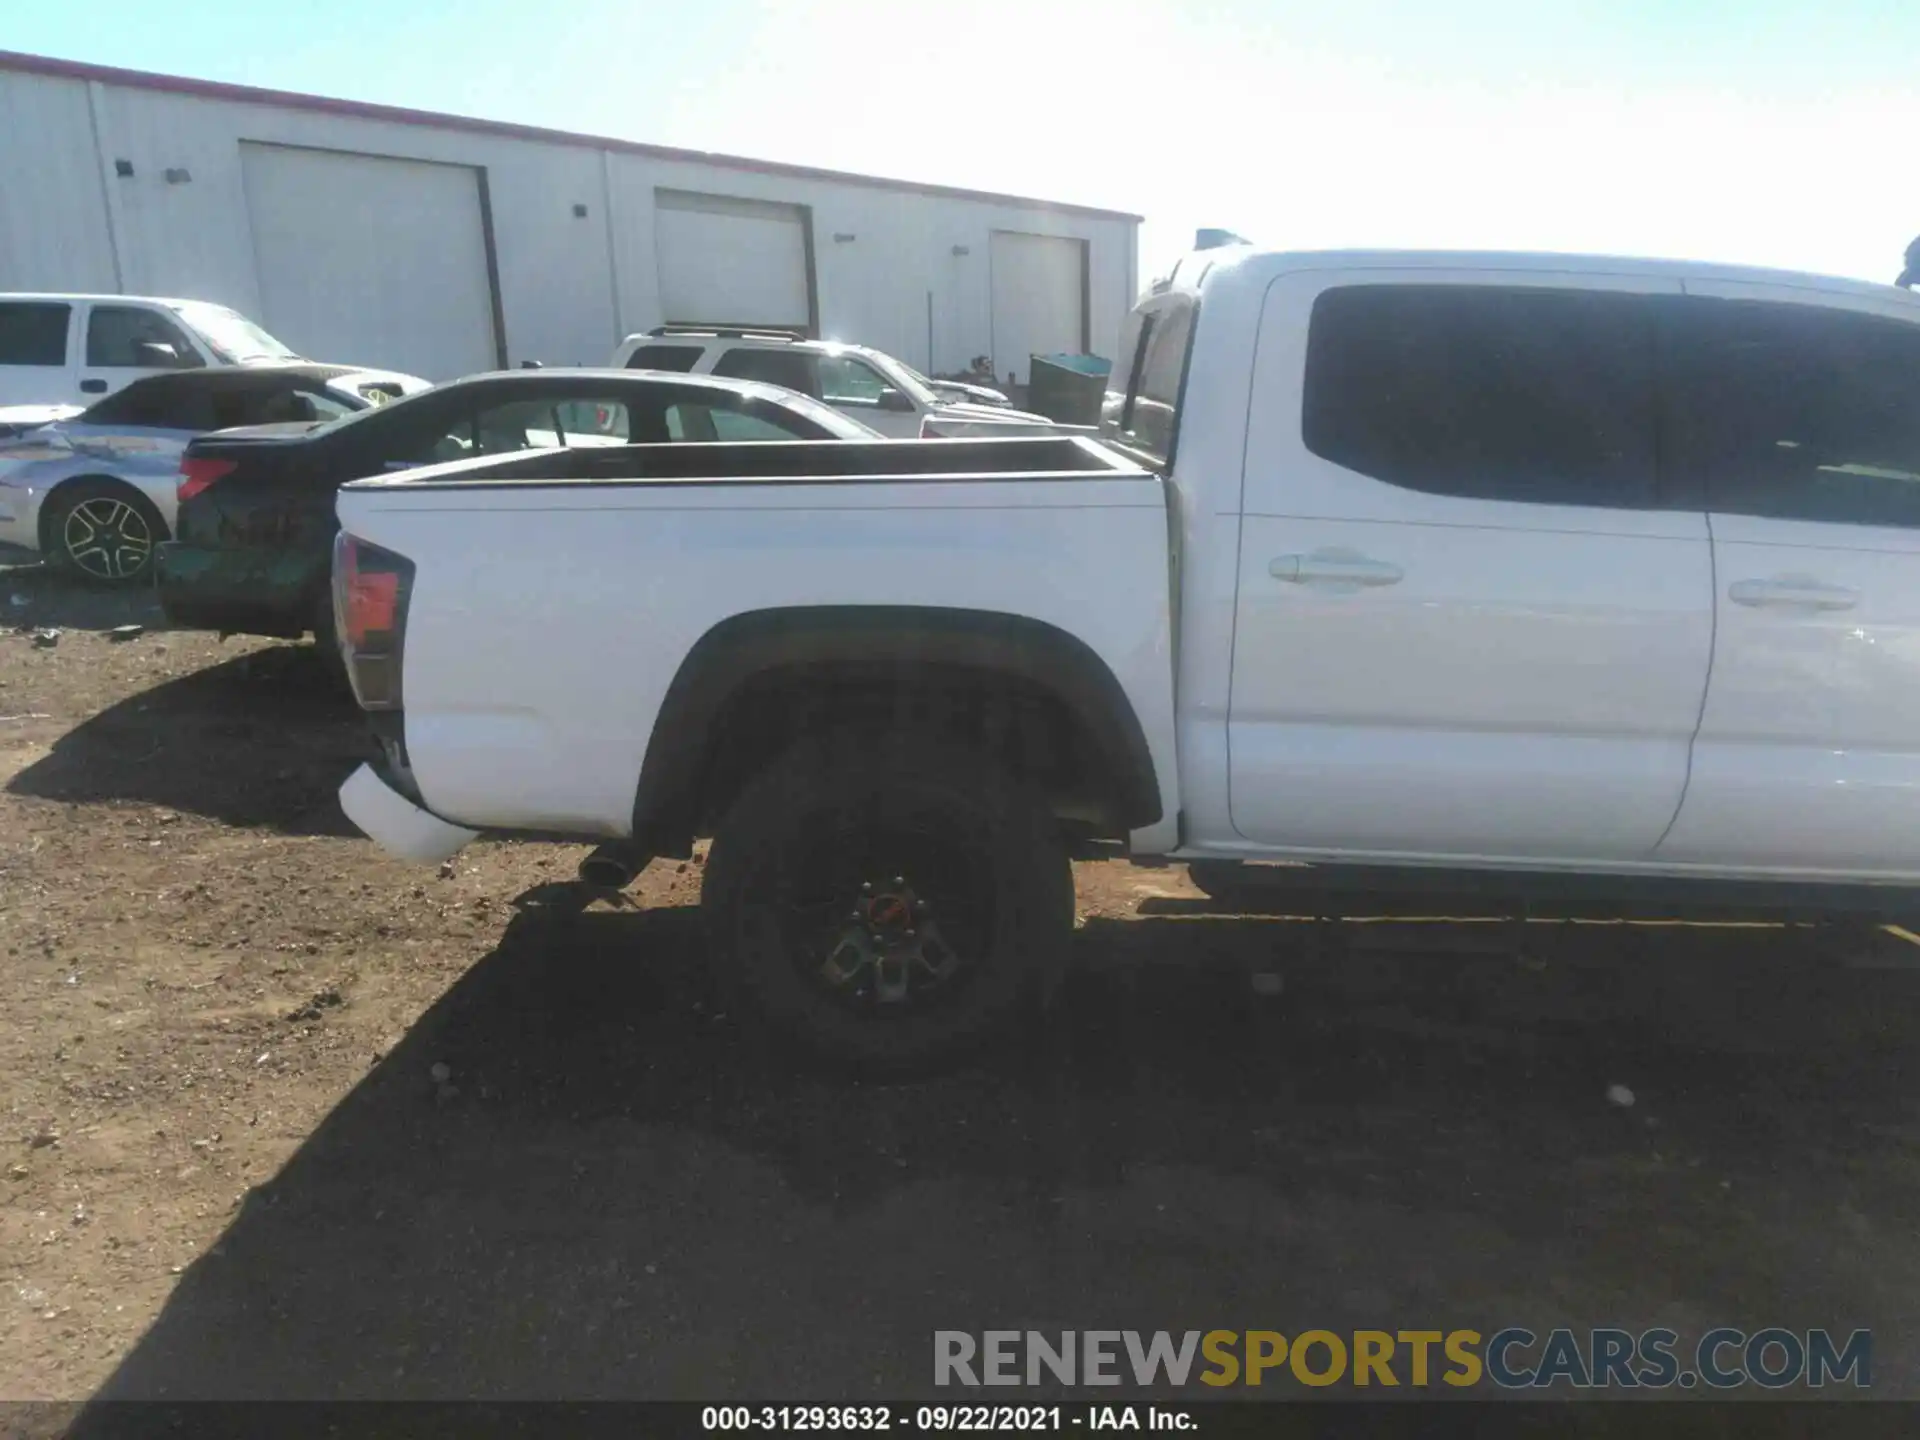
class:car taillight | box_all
[332,532,415,712]
[177,456,237,502]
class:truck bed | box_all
[333,433,1180,849]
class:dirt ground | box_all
[5,557,1920,1406]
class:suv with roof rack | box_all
[611,325,1050,437]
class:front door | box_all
[79,303,204,401]
[1655,284,1920,877]
[818,353,921,437]
[1227,270,1714,864]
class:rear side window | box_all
[1677,299,1920,528]
[1100,296,1194,467]
[85,377,209,429]
[623,343,703,373]
[0,302,70,366]
[1303,285,1657,509]
[665,401,813,442]
[210,384,338,429]
[710,347,821,398]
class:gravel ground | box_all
[5,560,1920,1404]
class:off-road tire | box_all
[702,734,1074,1073]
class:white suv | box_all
[610,327,1050,438]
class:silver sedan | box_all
[0,363,425,584]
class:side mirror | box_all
[876,387,915,414]
[133,340,181,367]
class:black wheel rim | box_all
[770,810,997,1018]
[63,497,153,581]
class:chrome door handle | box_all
[1271,552,1404,587]
[1728,577,1858,611]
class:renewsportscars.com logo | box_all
[934,1328,1872,1391]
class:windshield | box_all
[169,302,301,363]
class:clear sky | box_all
[6,0,1917,286]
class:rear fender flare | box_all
[629,605,1161,853]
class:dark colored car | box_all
[154,367,877,649]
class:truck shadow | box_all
[7,644,365,835]
[75,897,1920,1405]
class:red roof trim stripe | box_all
[0,49,1143,223]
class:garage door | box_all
[655,190,812,332]
[989,232,1088,385]
[240,143,499,380]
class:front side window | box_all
[1100,296,1194,468]
[0,302,71,366]
[710,347,821,397]
[1677,299,1920,528]
[818,354,891,406]
[211,384,354,429]
[468,397,635,453]
[1302,285,1657,509]
[86,306,202,369]
[301,386,362,423]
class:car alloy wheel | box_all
[63,496,154,582]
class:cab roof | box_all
[1157,246,1918,309]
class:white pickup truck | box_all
[335,245,1920,1067]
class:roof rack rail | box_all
[647,323,808,341]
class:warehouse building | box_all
[0,51,1141,383]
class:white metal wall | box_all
[0,62,1138,380]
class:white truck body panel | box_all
[335,468,1182,850]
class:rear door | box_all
[1655,286,1920,876]
[1226,270,1714,863]
[0,300,76,406]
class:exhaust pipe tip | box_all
[578,842,646,890]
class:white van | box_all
[0,294,329,408]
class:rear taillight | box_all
[332,532,414,712]
[177,456,237,502]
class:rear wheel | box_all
[702,735,1074,1073]
[43,480,166,586]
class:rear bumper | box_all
[154,541,313,636]
[339,762,479,864]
